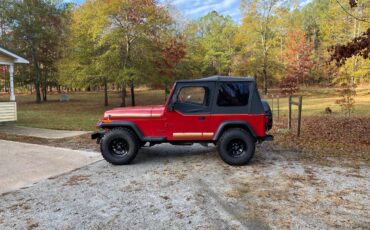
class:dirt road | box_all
[0,144,368,229]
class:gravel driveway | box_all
[0,144,369,230]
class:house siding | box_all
[0,102,17,122]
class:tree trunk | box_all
[263,68,268,95]
[32,56,42,103]
[42,72,47,101]
[121,83,126,107]
[352,16,359,84]
[42,87,47,101]
[104,77,108,106]
[130,80,135,106]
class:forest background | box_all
[0,0,369,108]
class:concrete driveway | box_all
[0,140,101,194]
[0,125,88,139]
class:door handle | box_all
[198,116,205,120]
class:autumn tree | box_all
[334,67,357,116]
[330,28,370,67]
[195,11,237,76]
[282,30,314,90]
[330,0,370,68]
[327,0,370,114]
[58,0,172,106]
[174,22,205,80]
[104,0,171,106]
[58,0,112,105]
[0,0,12,39]
[238,0,284,94]
[156,35,186,99]
[1,0,70,103]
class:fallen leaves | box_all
[271,116,370,163]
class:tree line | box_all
[0,0,369,105]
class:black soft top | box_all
[173,75,264,114]
[176,76,255,83]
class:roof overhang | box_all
[0,47,29,64]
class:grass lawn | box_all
[0,89,166,131]
[263,87,370,118]
[0,87,369,131]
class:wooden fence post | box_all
[271,96,274,114]
[288,95,303,136]
[277,95,280,122]
[288,96,292,129]
[297,96,303,136]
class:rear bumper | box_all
[259,134,274,142]
[264,134,274,141]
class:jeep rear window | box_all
[217,82,249,107]
[177,86,206,105]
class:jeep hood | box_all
[104,105,165,119]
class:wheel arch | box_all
[99,121,144,141]
[213,121,257,141]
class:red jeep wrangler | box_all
[92,76,273,165]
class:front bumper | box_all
[91,131,105,143]
[95,120,104,129]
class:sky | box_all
[65,0,312,23]
[165,0,243,22]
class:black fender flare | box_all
[213,120,257,141]
[98,121,145,140]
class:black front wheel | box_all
[217,128,255,165]
[100,128,139,165]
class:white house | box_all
[0,46,29,122]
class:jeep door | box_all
[165,82,215,141]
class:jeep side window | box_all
[177,87,206,105]
[217,82,249,107]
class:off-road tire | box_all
[100,128,139,165]
[217,128,255,165]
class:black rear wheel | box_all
[100,128,139,165]
[217,128,255,165]
[227,139,247,157]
